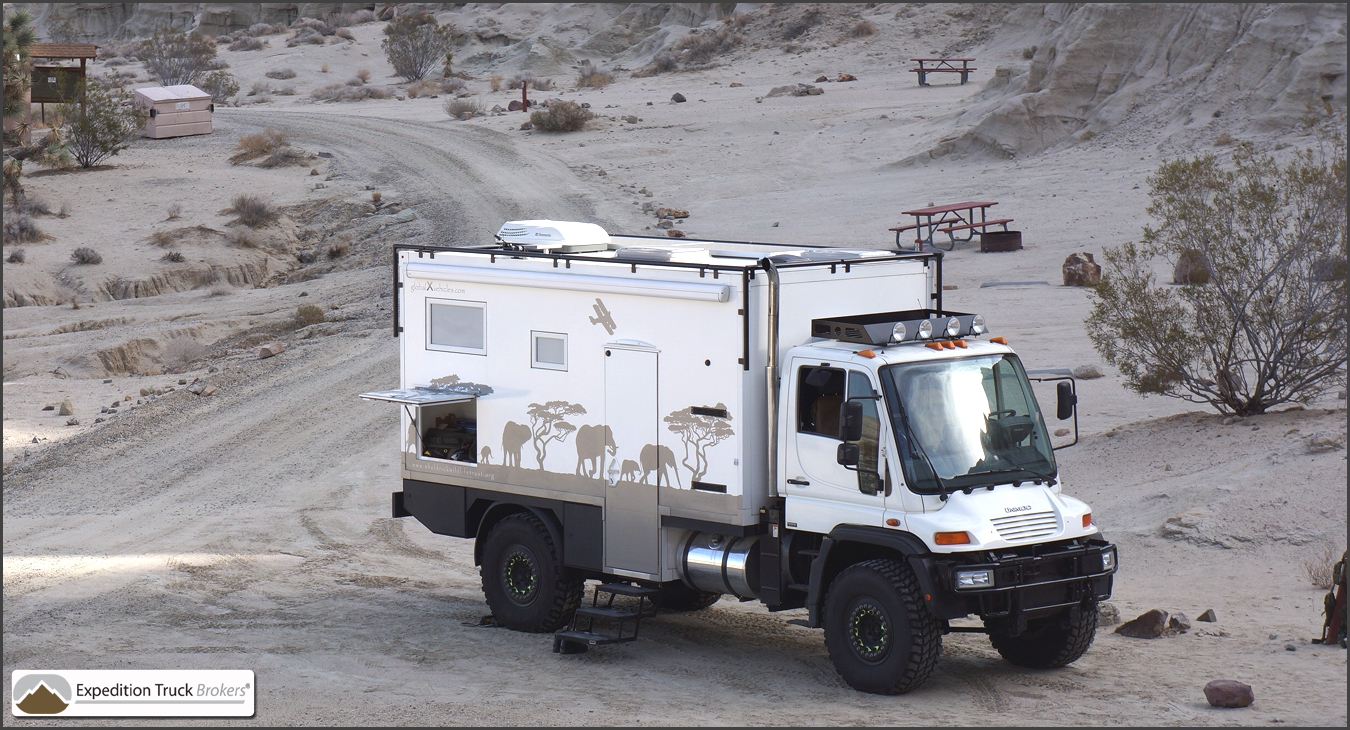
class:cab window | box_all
[797,366,846,438]
[849,371,883,495]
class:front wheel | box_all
[988,602,1098,668]
[823,559,943,694]
[480,512,583,633]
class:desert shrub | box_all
[209,280,234,296]
[310,83,391,102]
[2,213,43,243]
[781,8,822,40]
[139,27,218,85]
[295,303,325,326]
[58,78,146,168]
[58,201,71,218]
[70,246,102,264]
[1215,132,1235,146]
[6,248,26,263]
[530,100,592,132]
[673,26,744,65]
[371,191,382,204]
[346,9,377,25]
[441,78,468,95]
[163,337,208,366]
[444,96,484,119]
[148,230,174,247]
[229,36,265,51]
[632,51,678,78]
[288,29,327,47]
[266,67,297,80]
[405,80,440,98]
[231,128,287,163]
[227,227,262,249]
[849,20,878,37]
[382,12,454,81]
[488,73,503,92]
[576,60,613,88]
[1303,542,1344,590]
[249,93,273,105]
[161,250,185,263]
[17,194,53,216]
[248,23,278,36]
[228,194,279,228]
[198,70,239,102]
[355,69,372,83]
[1087,136,1347,416]
[102,56,129,67]
[327,240,350,259]
[335,27,355,41]
[1022,45,1038,59]
[507,74,554,91]
[274,85,297,96]
[320,63,329,73]
[248,79,271,96]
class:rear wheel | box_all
[480,512,583,633]
[988,602,1098,668]
[823,559,942,694]
[656,581,722,612]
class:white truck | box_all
[362,220,1117,694]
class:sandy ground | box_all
[4,4,1347,726]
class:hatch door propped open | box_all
[360,384,492,464]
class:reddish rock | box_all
[1115,608,1169,638]
[666,229,686,238]
[1062,252,1102,286]
[1204,679,1254,708]
[815,75,828,82]
[837,73,857,82]
[259,341,285,359]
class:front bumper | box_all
[916,536,1116,620]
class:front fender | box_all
[806,525,948,627]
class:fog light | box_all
[890,321,906,343]
[971,314,986,335]
[917,319,933,339]
[944,316,961,337]
[955,569,994,589]
[1102,548,1116,572]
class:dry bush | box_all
[229,36,265,51]
[488,73,503,92]
[849,20,878,37]
[227,227,263,249]
[148,230,175,247]
[70,247,103,265]
[266,67,297,80]
[139,27,218,85]
[295,303,326,326]
[382,12,455,81]
[248,23,281,37]
[371,191,382,204]
[249,93,274,105]
[209,280,234,296]
[327,240,351,259]
[231,128,287,163]
[672,26,744,65]
[507,74,554,91]
[2,214,44,243]
[58,201,71,218]
[444,96,484,119]
[530,100,593,132]
[274,85,297,96]
[18,195,54,216]
[335,27,355,41]
[1303,542,1344,589]
[228,195,279,228]
[632,51,678,78]
[355,68,372,83]
[345,76,367,87]
[311,83,391,102]
[199,70,239,102]
[406,80,440,98]
[165,203,183,220]
[163,337,208,366]
[161,250,185,263]
[1022,45,1038,59]
[1215,132,1235,146]
[6,248,26,264]
[781,8,822,40]
[248,79,271,96]
[320,63,330,73]
[576,61,613,88]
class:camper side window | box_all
[531,331,567,371]
[426,299,486,355]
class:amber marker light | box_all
[925,342,944,351]
[953,340,968,348]
[857,349,876,358]
[885,518,900,527]
[934,531,972,545]
[1083,513,1093,528]
[990,336,1008,345]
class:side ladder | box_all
[553,582,658,654]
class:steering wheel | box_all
[989,409,1017,419]
[986,416,1035,448]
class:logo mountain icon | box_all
[16,682,69,714]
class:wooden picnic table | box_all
[910,58,976,86]
[889,201,1013,251]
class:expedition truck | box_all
[361,220,1117,694]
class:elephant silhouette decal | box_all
[640,444,681,487]
[479,446,493,465]
[619,459,641,482]
[501,421,531,468]
[574,424,616,478]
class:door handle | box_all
[786,478,810,486]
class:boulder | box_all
[1203,680,1254,708]
[1072,364,1104,379]
[624,115,638,124]
[1115,608,1169,638]
[507,100,526,112]
[519,122,533,131]
[1169,613,1192,632]
[654,207,690,219]
[1062,252,1102,286]
[837,73,857,82]
[1196,608,1218,622]
[394,208,416,223]
[671,92,686,103]
[201,385,217,397]
[815,75,828,82]
[1098,602,1121,626]
[657,220,673,229]
[729,82,744,87]
[1173,249,1211,285]
[666,229,686,238]
[58,398,73,416]
[766,83,822,98]
[1305,431,1345,453]
[259,341,285,359]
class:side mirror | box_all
[1056,381,1077,421]
[836,442,860,466]
[839,400,864,442]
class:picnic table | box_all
[910,58,976,86]
[889,201,1013,251]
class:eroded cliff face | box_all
[929,3,1347,158]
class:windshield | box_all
[880,354,1056,494]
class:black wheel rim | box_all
[847,599,892,663]
[502,545,540,606]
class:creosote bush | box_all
[6,248,26,263]
[849,20,878,37]
[530,100,592,132]
[576,60,613,88]
[2,213,43,243]
[70,246,102,264]
[228,194,278,228]
[382,12,454,81]
[59,78,146,168]
[139,27,218,86]
[295,303,325,326]
[1303,542,1344,590]
[198,70,239,102]
[1087,133,1347,416]
[161,250,185,263]
[311,83,390,102]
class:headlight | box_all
[954,568,994,589]
[890,321,906,343]
[1101,548,1117,572]
[944,316,961,337]
[917,319,933,339]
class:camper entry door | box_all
[603,346,661,576]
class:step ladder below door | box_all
[553,583,658,654]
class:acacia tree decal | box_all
[665,404,734,482]
[527,401,586,469]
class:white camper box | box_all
[133,85,213,139]
[367,221,936,583]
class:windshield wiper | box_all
[893,407,950,497]
[963,467,1057,488]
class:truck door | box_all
[784,361,887,534]
[603,345,660,577]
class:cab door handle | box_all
[787,478,810,486]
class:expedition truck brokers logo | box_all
[11,670,255,718]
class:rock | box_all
[657,220,673,229]
[1173,248,1211,285]
[1098,602,1121,626]
[518,121,533,130]
[580,102,590,108]
[1072,364,1104,379]
[507,100,525,112]
[394,208,416,223]
[208,366,218,373]
[942,284,958,290]
[491,105,504,112]
[805,86,823,95]
[671,93,686,103]
[1115,608,1169,638]
[59,398,73,415]
[310,168,319,176]
[1169,613,1192,632]
[1284,643,1296,651]
[1305,431,1345,453]
[1055,428,1071,437]
[31,436,39,443]
[1204,680,1254,708]
[1197,608,1217,622]
[1062,252,1102,286]
[178,379,188,385]
[299,291,308,297]
[66,417,79,426]
[188,383,206,395]
[666,229,686,238]
[201,385,217,397]
[110,400,119,408]
[837,73,857,82]
[729,82,744,87]
[103,379,112,383]
[815,75,828,82]
[140,388,151,396]
[1221,416,1240,425]
[641,202,654,213]
[654,207,690,219]
[100,406,109,414]
[42,404,54,411]
[624,115,638,123]
[94,417,105,423]
[772,222,779,227]
[123,395,131,401]
[259,341,285,359]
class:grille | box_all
[990,511,1058,541]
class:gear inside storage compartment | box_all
[419,401,477,463]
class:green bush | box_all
[530,100,592,132]
[295,303,325,326]
[59,79,146,168]
[139,27,218,86]
[381,12,454,81]
[198,70,239,102]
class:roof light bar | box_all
[811,309,990,347]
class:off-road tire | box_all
[480,512,583,633]
[988,602,1098,669]
[822,558,943,694]
[656,581,722,612]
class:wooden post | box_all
[521,81,529,110]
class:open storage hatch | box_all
[360,384,492,464]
